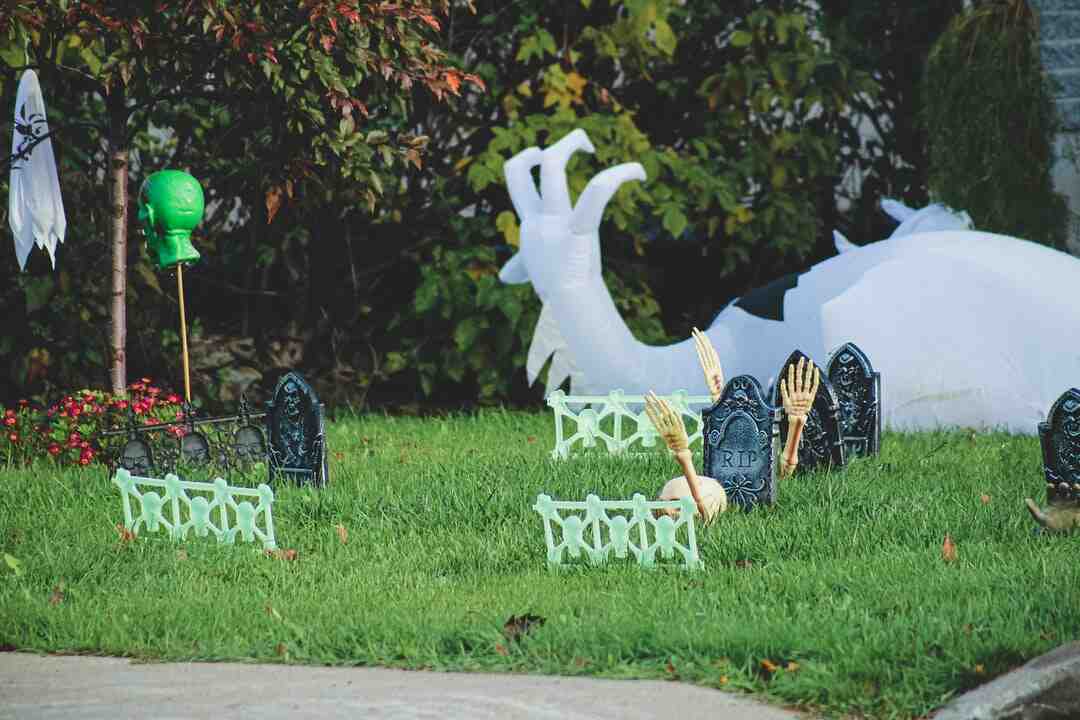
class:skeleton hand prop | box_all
[693,327,724,404]
[779,357,820,478]
[1025,498,1080,532]
[645,392,727,524]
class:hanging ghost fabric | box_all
[9,70,66,271]
[498,129,1080,434]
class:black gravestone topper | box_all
[826,342,881,459]
[702,375,780,511]
[771,350,845,472]
[1038,388,1080,505]
[266,371,328,487]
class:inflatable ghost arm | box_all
[500,130,725,396]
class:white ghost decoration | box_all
[9,70,66,271]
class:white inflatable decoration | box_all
[9,70,66,271]
[499,129,1080,434]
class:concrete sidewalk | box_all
[0,652,805,720]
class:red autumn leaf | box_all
[494,642,508,657]
[942,534,957,562]
[320,34,334,52]
[265,186,283,224]
[115,523,136,544]
[980,494,991,505]
[48,584,64,606]
[265,548,298,561]
[418,13,440,31]
[444,71,461,94]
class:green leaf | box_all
[653,19,676,55]
[662,207,688,238]
[22,277,54,313]
[3,553,22,577]
[453,316,484,351]
[731,30,753,48]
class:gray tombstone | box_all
[118,438,154,476]
[179,430,212,466]
[771,350,845,472]
[1039,388,1080,505]
[702,375,780,511]
[266,371,328,487]
[826,342,882,459]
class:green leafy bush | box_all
[924,0,1068,246]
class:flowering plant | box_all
[2,378,184,468]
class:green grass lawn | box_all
[2,410,1079,719]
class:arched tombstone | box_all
[176,402,211,469]
[765,350,846,473]
[232,395,267,468]
[702,375,780,511]
[770,349,845,473]
[1038,388,1080,505]
[826,342,882,459]
[266,371,328,487]
[118,437,154,476]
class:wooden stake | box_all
[177,264,191,403]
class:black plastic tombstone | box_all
[826,342,882,459]
[1038,388,1080,505]
[771,350,845,472]
[701,375,780,511]
[265,371,328,487]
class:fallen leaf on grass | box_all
[335,524,348,545]
[502,613,545,642]
[665,657,679,679]
[526,436,537,444]
[175,550,188,562]
[942,534,957,563]
[735,559,753,569]
[115,523,136,544]
[275,642,288,657]
[333,451,344,461]
[494,642,509,657]
[974,664,985,675]
[718,675,729,685]
[265,549,298,561]
[980,494,991,505]
[785,661,800,672]
[573,656,589,668]
[48,584,64,606]
[265,604,281,620]
[760,658,778,677]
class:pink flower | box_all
[3,417,15,427]
[47,443,61,456]
[8,432,18,443]
[166,394,181,404]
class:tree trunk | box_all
[107,92,128,394]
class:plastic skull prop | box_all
[138,169,204,269]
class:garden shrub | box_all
[923,0,1069,247]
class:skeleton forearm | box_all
[674,448,708,518]
[779,417,806,479]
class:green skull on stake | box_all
[137,170,204,269]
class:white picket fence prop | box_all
[113,468,277,550]
[546,389,713,459]
[533,493,703,570]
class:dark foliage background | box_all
[0,0,1067,414]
